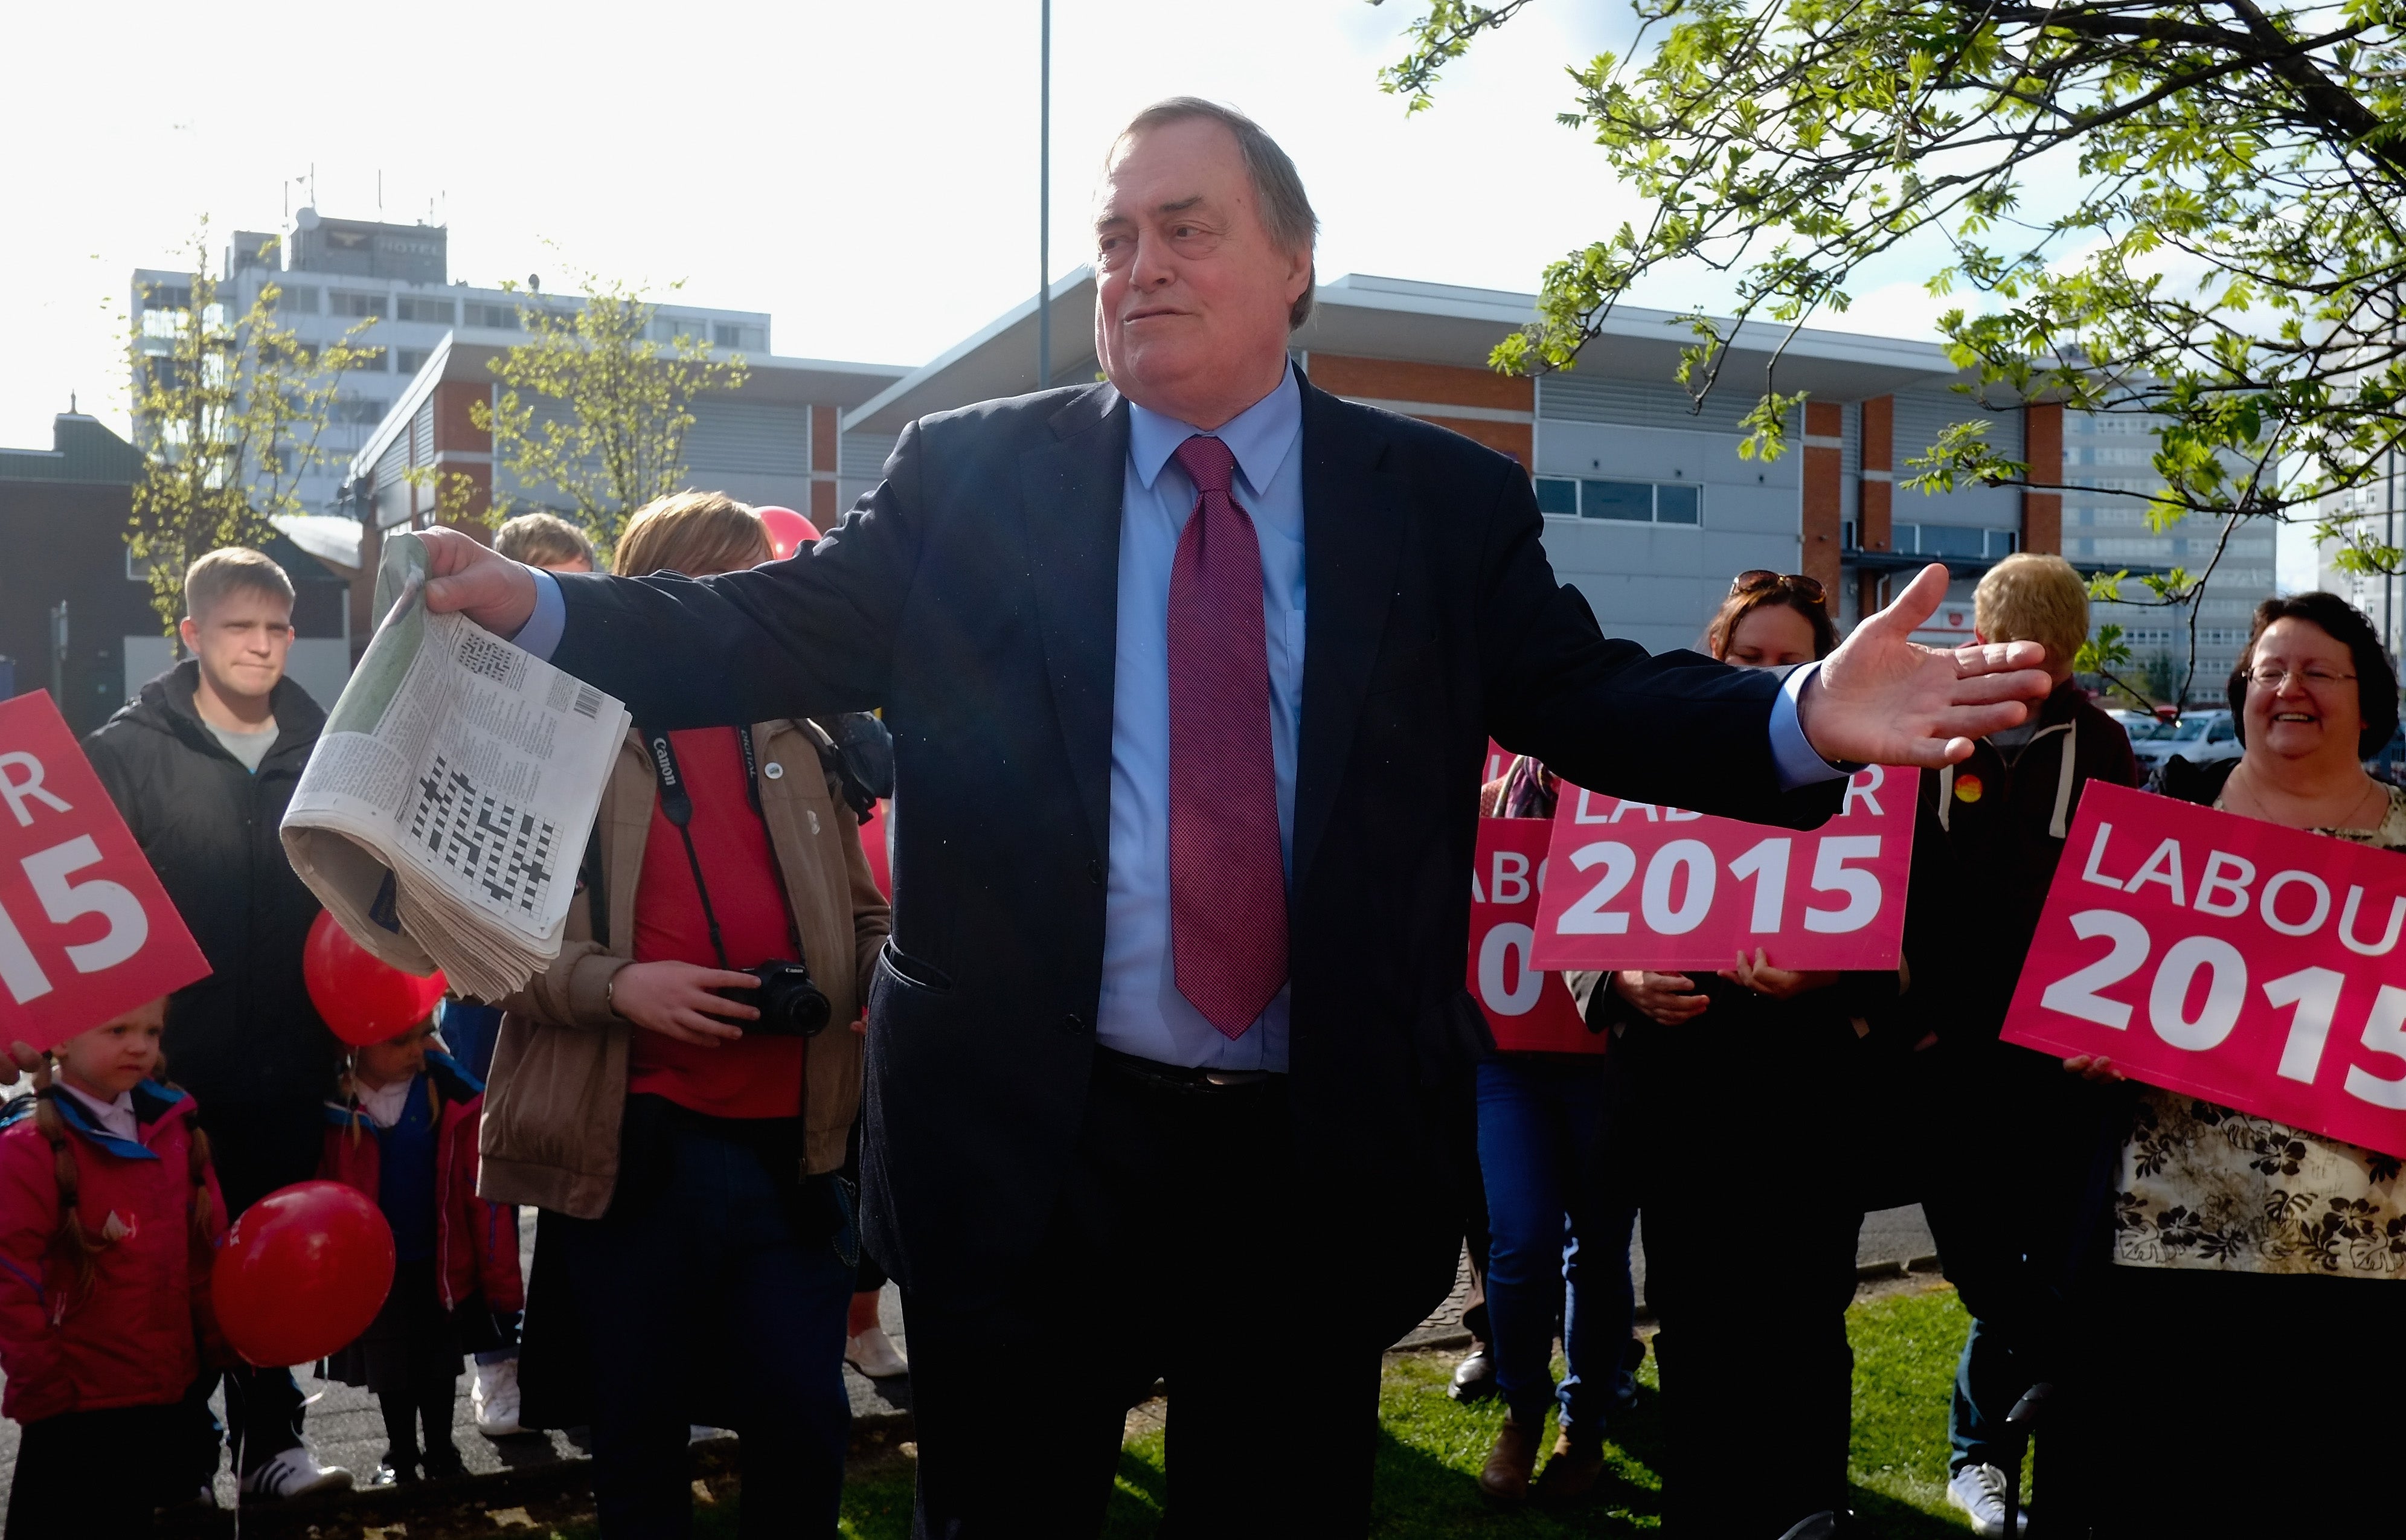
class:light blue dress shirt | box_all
[511,365,1843,1074]
[1096,362,1310,1072]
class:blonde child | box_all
[0,998,227,1535]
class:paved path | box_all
[0,1203,1937,1519]
[0,1210,915,1513]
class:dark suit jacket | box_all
[553,373,1844,1335]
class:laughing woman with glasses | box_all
[2050,591,2406,1536]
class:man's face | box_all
[1092,118,1312,425]
[177,588,294,704]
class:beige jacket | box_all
[476,720,890,1218]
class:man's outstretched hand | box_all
[1798,563,2052,769]
[420,527,539,637]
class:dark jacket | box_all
[82,663,337,1114]
[2149,752,2239,807]
[1915,678,2146,1039]
[547,373,1847,1330]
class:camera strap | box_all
[643,726,807,970]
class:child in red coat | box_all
[319,1019,522,1486]
[0,996,228,1537]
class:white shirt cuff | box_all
[1770,661,1851,789]
[512,566,566,660]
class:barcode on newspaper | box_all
[573,684,602,719]
[404,753,559,914]
[455,629,527,691]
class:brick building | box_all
[0,409,350,731]
[841,271,2095,655]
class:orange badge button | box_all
[1954,773,1984,804]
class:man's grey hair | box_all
[1117,97,1320,330]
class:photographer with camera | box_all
[478,493,890,1538]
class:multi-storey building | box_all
[2059,408,2279,696]
[132,210,774,523]
[2315,461,2405,661]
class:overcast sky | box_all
[0,0,1980,449]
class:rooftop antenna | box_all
[377,168,383,216]
[309,162,316,207]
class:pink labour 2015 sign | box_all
[2001,781,2406,1161]
[1527,767,1919,973]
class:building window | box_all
[710,322,763,351]
[395,295,454,324]
[1891,524,2016,559]
[396,348,432,376]
[329,291,388,319]
[347,348,388,372]
[1535,476,1705,524]
[139,283,193,311]
[336,396,388,424]
[463,302,521,330]
[1656,483,1701,525]
[274,284,318,314]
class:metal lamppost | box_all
[1036,0,1052,390]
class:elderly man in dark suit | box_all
[422,97,2047,1538]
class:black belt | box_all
[1094,1045,1281,1096]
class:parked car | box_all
[2104,707,2173,745]
[2367,723,2406,786]
[2131,708,2241,773]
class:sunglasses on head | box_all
[1730,569,1827,603]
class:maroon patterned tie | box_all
[1167,434,1289,1037]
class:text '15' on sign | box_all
[0,691,211,1051]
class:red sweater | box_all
[626,727,805,1119]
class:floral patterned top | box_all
[2112,782,2406,1279]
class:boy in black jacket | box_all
[1917,553,2138,1537]
[82,547,354,1503]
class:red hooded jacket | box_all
[0,1082,228,1423]
[318,1051,522,1316]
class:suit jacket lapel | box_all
[1019,383,1130,865]
[1293,380,1407,891]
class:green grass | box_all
[536,1283,1986,1539]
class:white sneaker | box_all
[845,1324,909,1379]
[238,1446,353,1502]
[1946,1463,2028,1538]
[473,1357,524,1437]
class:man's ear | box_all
[1973,629,1990,646]
[176,615,200,655]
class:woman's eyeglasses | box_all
[2245,664,2356,690]
[1731,569,1827,603]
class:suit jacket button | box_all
[1062,1013,1089,1036]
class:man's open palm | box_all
[1799,564,2052,768]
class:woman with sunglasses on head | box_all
[1594,569,1969,1538]
[2047,593,2406,1537]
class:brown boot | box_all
[1477,1416,1541,1504]
[1533,1428,1608,1501]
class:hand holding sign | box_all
[2002,782,2406,1159]
[0,693,210,1051]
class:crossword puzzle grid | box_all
[405,754,558,914]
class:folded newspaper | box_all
[281,531,631,1001]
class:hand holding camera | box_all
[606,960,762,1047]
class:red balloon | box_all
[213,1181,396,1367]
[303,910,447,1047]
[756,505,820,561]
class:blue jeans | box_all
[555,1105,856,1538]
[1475,1056,1638,1436]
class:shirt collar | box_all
[1126,358,1301,499]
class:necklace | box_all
[2228,762,2385,830]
